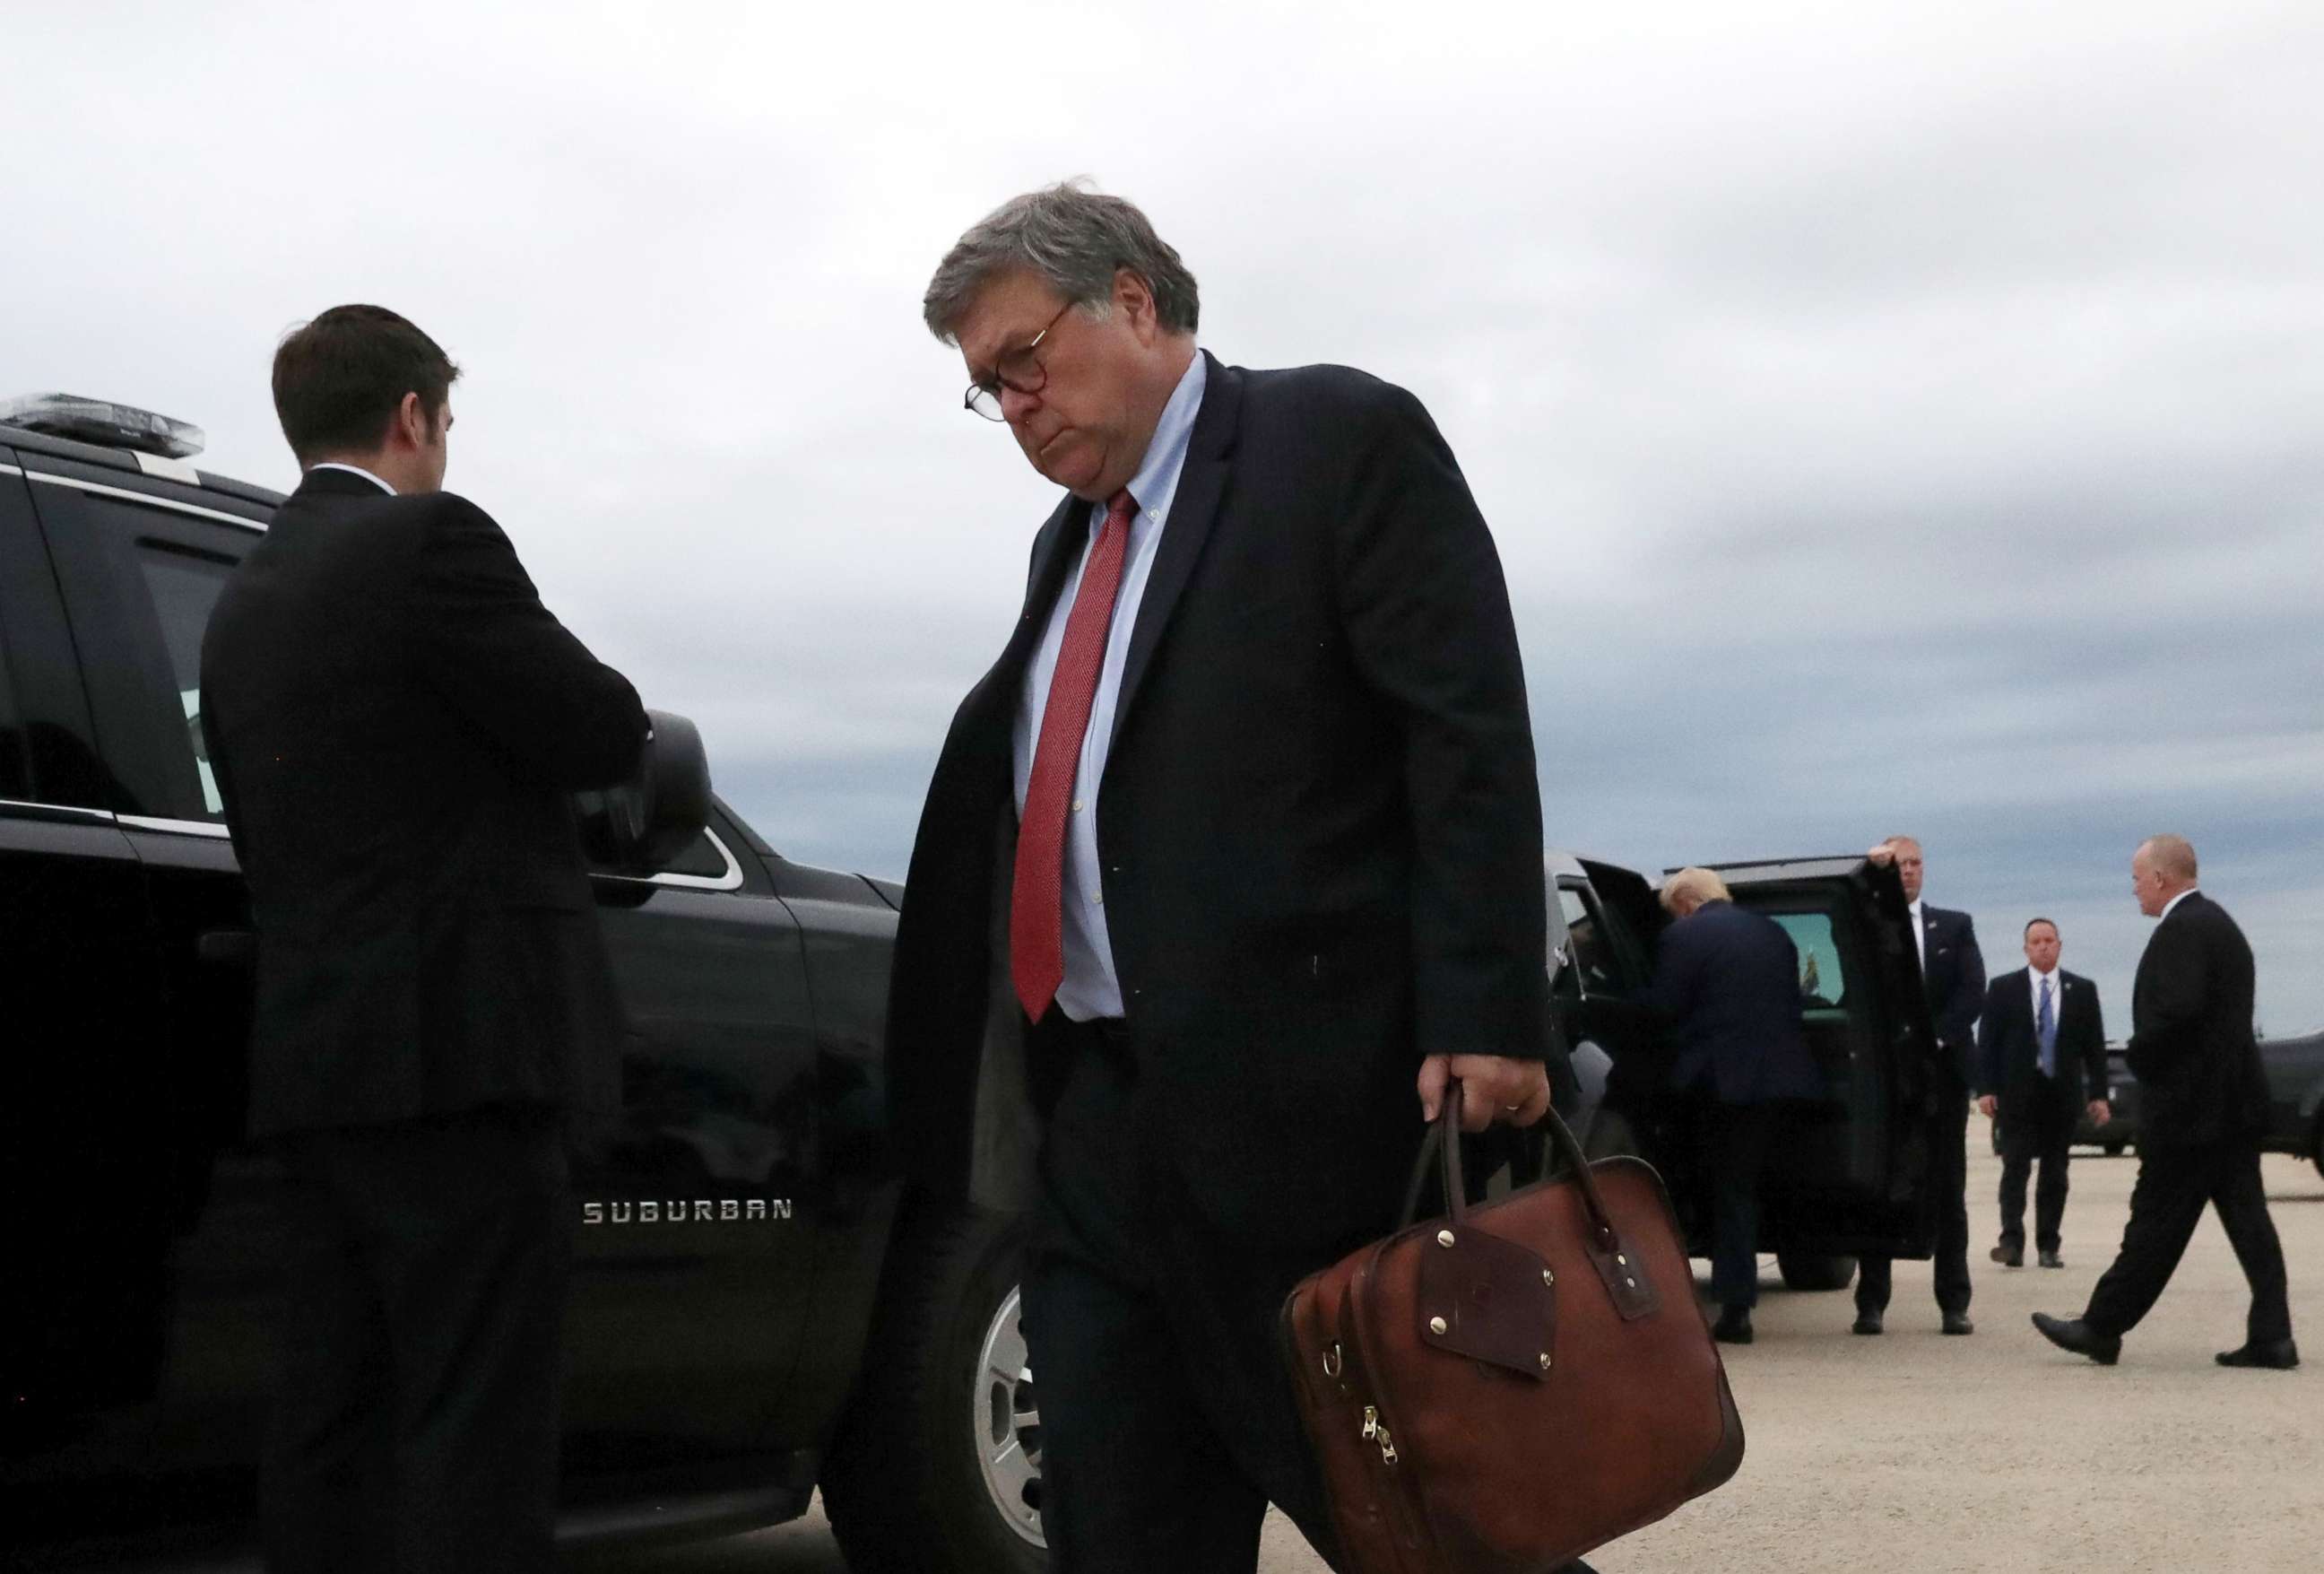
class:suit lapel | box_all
[959,492,1085,735]
[1112,352,1242,747]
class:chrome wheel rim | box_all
[974,1284,1045,1548]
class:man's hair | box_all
[272,305,461,465]
[1881,834,1922,855]
[1660,866,1733,913]
[2024,917,2059,940]
[2139,834,2199,881]
[923,180,1200,343]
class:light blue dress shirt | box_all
[1012,350,1208,1022]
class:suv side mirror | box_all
[577,709,713,874]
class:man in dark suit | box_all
[2034,836,2297,1369]
[1652,868,1823,1344]
[890,184,1570,1573]
[1856,835,1985,1336]
[1977,918,2110,1268]
[200,305,648,1571]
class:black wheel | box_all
[1776,1252,1856,1292]
[2311,1117,2323,1183]
[823,1204,1045,1574]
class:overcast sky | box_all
[7,1,2320,1035]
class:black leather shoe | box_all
[2032,1312,2120,1365]
[1942,1312,1975,1335]
[1713,1308,1754,1345]
[1851,1311,1883,1335]
[2216,1339,2299,1370]
[2039,1250,2065,1269]
[1990,1243,2023,1267]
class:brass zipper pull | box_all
[1360,1405,1398,1464]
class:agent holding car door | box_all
[1855,835,1985,1337]
[200,305,648,1573]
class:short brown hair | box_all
[272,305,460,465]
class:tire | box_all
[1776,1252,1857,1292]
[822,1203,1045,1574]
[2311,1117,2323,1183]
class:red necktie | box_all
[1011,489,1135,1022]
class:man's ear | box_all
[395,391,429,449]
[1115,267,1158,341]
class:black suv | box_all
[0,397,1037,1571]
[2,396,1940,1570]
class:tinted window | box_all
[1557,884,1625,997]
[134,545,232,816]
[1767,909,1849,1017]
[656,828,729,880]
[0,639,24,800]
[587,825,731,882]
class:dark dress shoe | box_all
[1851,1312,1883,1335]
[2039,1250,2065,1269]
[1942,1312,1975,1335]
[2216,1339,2299,1370]
[2032,1311,2120,1365]
[1713,1308,1754,1345]
[1990,1243,2023,1267]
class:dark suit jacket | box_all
[1917,903,1986,1087]
[2126,891,2268,1148]
[1651,900,1822,1105]
[1977,967,2106,1111]
[199,469,646,1136]
[887,353,1554,1257]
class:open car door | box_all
[1709,855,1941,1260]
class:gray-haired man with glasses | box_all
[880,182,1584,1572]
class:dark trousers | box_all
[1859,1082,1971,1318]
[263,1105,571,1574]
[1022,1019,1595,1573]
[1022,1019,1340,1574]
[1997,1083,2075,1254]
[2084,1136,2294,1345]
[1699,1100,1777,1310]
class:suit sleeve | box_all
[1331,381,1547,1059]
[1940,916,1987,1053]
[406,497,648,791]
[2127,922,2207,1083]
[1644,918,1699,1028]
[2082,982,2109,1100]
[1976,977,2006,1093]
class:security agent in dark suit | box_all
[1976,918,2110,1268]
[1855,835,1986,1335]
[199,306,648,1571]
[2034,836,2297,1369]
[1651,869,1824,1345]
[890,185,1580,1574]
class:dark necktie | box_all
[1010,489,1135,1022]
[2037,975,2057,1077]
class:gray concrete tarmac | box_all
[602,1128,2322,1573]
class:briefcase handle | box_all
[1404,1081,1626,1259]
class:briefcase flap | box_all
[1416,1222,1556,1378]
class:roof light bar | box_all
[0,393,206,459]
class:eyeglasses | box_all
[963,300,1074,421]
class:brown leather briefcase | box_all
[1280,1082,1743,1572]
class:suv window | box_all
[133,544,233,817]
[1557,883,1626,997]
[1766,909,1850,1015]
[0,639,25,801]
